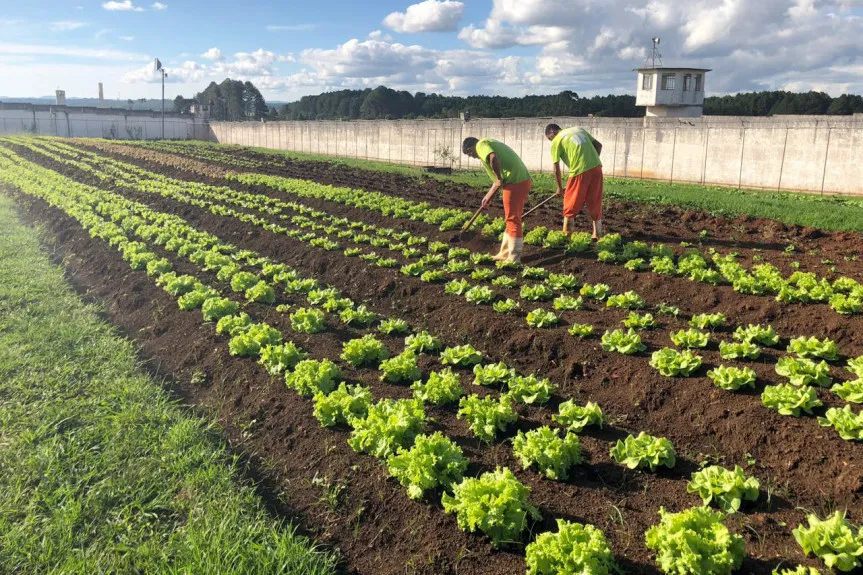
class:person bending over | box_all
[545,123,604,239]
[462,136,532,263]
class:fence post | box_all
[820,127,832,195]
[737,127,746,190]
[777,127,789,191]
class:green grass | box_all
[229,143,863,233]
[0,191,337,574]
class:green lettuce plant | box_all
[601,328,646,355]
[471,268,496,282]
[524,226,549,246]
[290,307,326,334]
[650,348,703,377]
[542,230,569,249]
[465,285,495,305]
[623,312,655,330]
[230,271,258,292]
[525,520,616,575]
[690,313,727,329]
[201,297,239,321]
[671,328,710,349]
[387,432,468,500]
[553,400,605,432]
[348,398,426,459]
[761,384,822,416]
[340,304,378,326]
[285,358,341,396]
[245,280,276,304]
[687,465,760,512]
[420,269,446,283]
[580,283,611,300]
[567,232,593,253]
[568,323,594,338]
[492,276,518,289]
[553,295,583,311]
[259,342,306,375]
[441,344,483,367]
[522,266,549,280]
[228,323,282,357]
[216,312,251,336]
[606,291,646,309]
[379,350,422,383]
[848,356,863,378]
[657,302,681,316]
[493,298,520,313]
[775,357,832,387]
[507,374,555,405]
[513,427,583,480]
[457,394,518,441]
[526,308,559,328]
[610,432,676,471]
[831,379,863,403]
[378,317,410,335]
[405,331,442,354]
[411,368,464,406]
[792,511,863,572]
[445,278,472,295]
[341,334,390,367]
[312,382,371,427]
[645,507,745,575]
[473,362,515,387]
[818,405,863,441]
[707,365,757,391]
[546,273,578,291]
[521,284,555,301]
[442,467,540,548]
[788,336,840,361]
[719,341,761,360]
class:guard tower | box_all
[635,66,710,117]
[634,37,709,117]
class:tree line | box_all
[275,86,863,120]
[173,80,863,120]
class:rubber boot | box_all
[492,233,513,261]
[509,237,524,264]
[592,219,603,240]
[562,217,573,236]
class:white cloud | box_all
[49,21,88,32]
[151,2,167,9]
[119,35,134,41]
[200,47,222,61]
[123,59,205,83]
[102,1,144,11]
[0,42,148,61]
[383,0,465,33]
[211,48,292,76]
[266,24,316,31]
[368,30,393,42]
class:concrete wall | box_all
[0,103,209,140]
[208,115,863,195]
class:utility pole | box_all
[155,58,167,139]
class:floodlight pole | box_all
[155,57,166,139]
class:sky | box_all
[1,0,862,103]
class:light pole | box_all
[154,58,167,139]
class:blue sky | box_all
[1,0,862,102]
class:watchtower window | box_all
[642,73,654,90]
[661,73,676,90]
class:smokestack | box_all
[55,90,66,106]
[98,83,104,107]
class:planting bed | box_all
[2,136,862,575]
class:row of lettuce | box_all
[17,137,863,442]
[86,136,863,318]
[3,142,861,573]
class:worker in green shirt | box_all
[461,137,532,263]
[545,123,604,238]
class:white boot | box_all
[562,217,573,236]
[492,233,513,261]
[592,220,603,239]
[508,237,524,264]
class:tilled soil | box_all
[7,140,862,574]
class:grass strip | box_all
[0,190,337,575]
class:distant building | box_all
[635,67,710,117]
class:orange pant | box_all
[502,180,531,238]
[563,166,603,221]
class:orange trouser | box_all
[563,166,603,221]
[502,179,531,238]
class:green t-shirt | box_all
[475,139,530,185]
[550,127,602,178]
